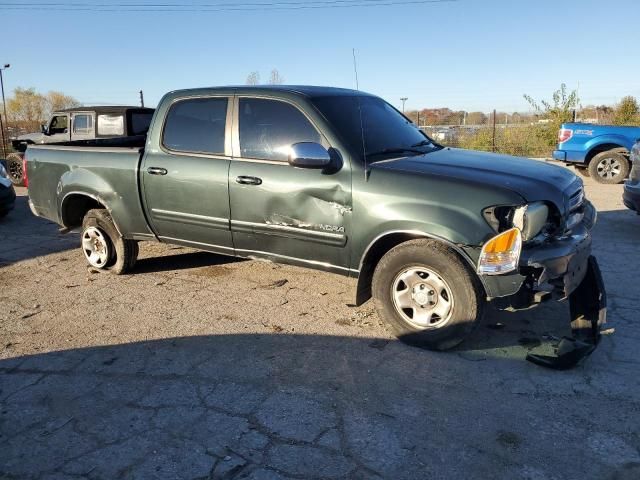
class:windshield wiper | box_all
[411,139,433,148]
[366,147,427,159]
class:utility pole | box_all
[0,113,6,158]
[492,109,497,152]
[0,64,10,155]
[400,97,408,113]
[139,90,145,108]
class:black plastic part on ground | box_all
[526,256,607,370]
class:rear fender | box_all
[585,135,632,156]
[58,169,123,232]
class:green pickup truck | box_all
[25,86,606,356]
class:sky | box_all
[1,0,638,113]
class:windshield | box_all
[311,95,438,162]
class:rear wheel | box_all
[81,209,138,274]
[588,150,629,184]
[6,153,24,186]
[372,239,484,350]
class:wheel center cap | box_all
[412,284,436,306]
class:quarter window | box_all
[239,98,321,161]
[162,97,228,155]
[97,115,125,136]
[73,114,93,134]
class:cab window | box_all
[238,98,321,162]
[162,97,228,155]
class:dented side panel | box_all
[229,161,353,270]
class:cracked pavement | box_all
[1,174,640,480]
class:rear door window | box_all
[162,98,228,155]
[238,98,321,162]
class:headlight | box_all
[0,163,7,179]
[512,202,549,241]
[483,202,550,242]
[477,227,522,275]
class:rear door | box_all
[140,95,234,254]
[228,96,352,271]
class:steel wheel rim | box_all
[596,157,622,179]
[82,226,110,267]
[8,160,23,180]
[391,266,454,329]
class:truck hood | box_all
[15,132,46,143]
[371,147,582,213]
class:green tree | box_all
[523,83,579,148]
[612,96,640,126]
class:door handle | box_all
[147,167,168,176]
[236,175,262,185]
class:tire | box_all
[81,209,138,274]
[575,167,590,178]
[588,150,629,184]
[6,153,24,187]
[372,239,484,351]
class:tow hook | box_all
[526,256,607,370]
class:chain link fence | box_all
[420,122,554,159]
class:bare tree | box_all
[246,71,261,86]
[7,87,47,124]
[45,91,81,117]
[268,69,284,85]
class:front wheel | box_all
[588,150,629,184]
[372,239,484,350]
[81,209,138,274]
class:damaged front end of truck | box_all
[476,183,607,369]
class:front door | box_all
[141,96,234,254]
[44,114,71,143]
[228,96,352,271]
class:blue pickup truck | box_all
[553,123,640,184]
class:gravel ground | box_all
[1,173,639,480]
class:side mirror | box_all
[288,142,331,169]
[41,124,48,135]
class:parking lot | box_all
[1,172,639,479]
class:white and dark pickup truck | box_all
[7,105,154,186]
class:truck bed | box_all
[26,141,153,238]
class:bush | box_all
[441,124,553,158]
